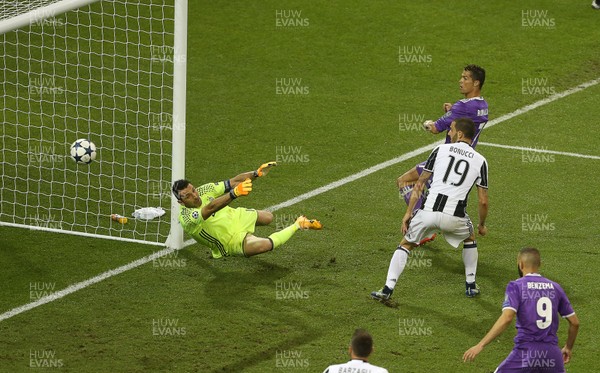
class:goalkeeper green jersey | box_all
[178,181,256,258]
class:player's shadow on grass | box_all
[402,245,513,318]
[401,302,499,340]
[394,244,520,334]
[177,246,292,284]
[213,325,325,373]
[424,245,514,294]
[177,247,326,372]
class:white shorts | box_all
[405,210,474,248]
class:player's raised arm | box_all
[424,101,467,134]
[431,101,471,134]
[227,161,277,188]
[201,179,252,219]
[463,309,515,362]
[562,313,579,363]
[228,171,257,188]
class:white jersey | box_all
[323,359,389,373]
[422,141,488,217]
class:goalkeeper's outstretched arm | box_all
[228,171,257,189]
[202,179,253,219]
[227,161,277,188]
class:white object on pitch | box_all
[132,207,166,220]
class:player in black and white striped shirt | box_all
[371,118,489,303]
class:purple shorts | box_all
[495,343,564,373]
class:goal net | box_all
[0,0,186,248]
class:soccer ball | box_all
[70,139,97,164]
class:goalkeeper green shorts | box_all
[226,208,258,257]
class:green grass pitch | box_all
[1,1,600,372]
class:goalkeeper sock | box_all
[462,241,478,284]
[268,224,299,249]
[385,246,410,290]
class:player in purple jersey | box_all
[463,247,579,372]
[398,65,488,246]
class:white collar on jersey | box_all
[524,273,542,277]
[459,96,485,103]
[456,140,473,147]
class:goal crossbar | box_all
[0,0,186,249]
[0,0,100,35]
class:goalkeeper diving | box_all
[172,162,322,258]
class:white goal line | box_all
[1,76,599,323]
[478,142,600,160]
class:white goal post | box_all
[0,0,187,249]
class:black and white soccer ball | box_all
[70,139,97,164]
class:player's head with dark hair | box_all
[464,64,485,89]
[172,179,201,207]
[518,247,541,277]
[172,179,190,201]
[349,329,373,359]
[450,118,476,144]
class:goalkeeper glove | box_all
[230,178,252,199]
[254,161,277,177]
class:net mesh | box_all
[0,0,176,244]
